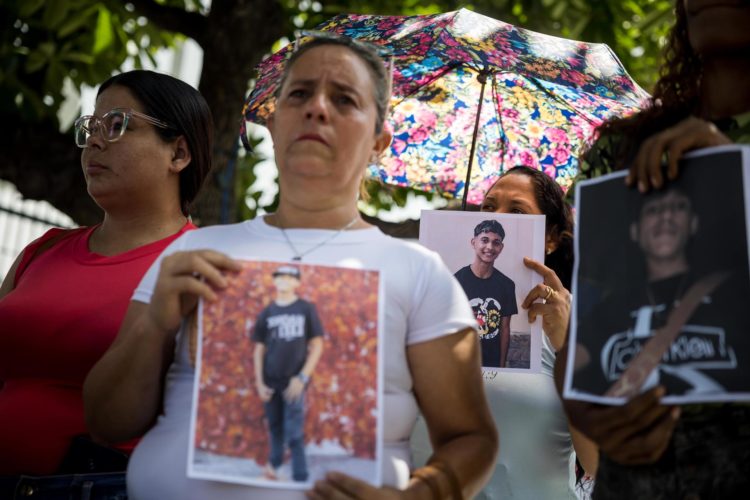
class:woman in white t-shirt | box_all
[413,166,597,499]
[83,33,498,499]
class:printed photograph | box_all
[188,261,382,489]
[566,145,750,405]
[420,210,546,372]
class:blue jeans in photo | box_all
[264,390,308,482]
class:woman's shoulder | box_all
[14,226,89,276]
[370,233,446,268]
[173,221,249,248]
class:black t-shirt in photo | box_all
[454,265,518,367]
[573,271,750,397]
[252,298,324,390]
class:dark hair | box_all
[585,1,699,172]
[273,265,301,279]
[98,70,214,216]
[473,219,506,240]
[486,166,574,288]
[275,37,391,134]
[630,183,691,225]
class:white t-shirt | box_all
[412,335,578,500]
[126,217,476,500]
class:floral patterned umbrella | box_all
[242,8,649,206]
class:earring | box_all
[546,247,553,255]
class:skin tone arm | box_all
[553,341,681,465]
[308,327,498,499]
[84,249,241,443]
[254,343,274,402]
[284,336,324,402]
[570,426,598,478]
[521,257,598,476]
[499,316,511,368]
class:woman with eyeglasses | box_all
[84,35,498,499]
[0,69,212,497]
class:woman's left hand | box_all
[307,472,408,500]
[625,116,732,192]
[521,257,571,351]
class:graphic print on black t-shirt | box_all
[252,299,324,390]
[574,272,749,397]
[454,265,518,367]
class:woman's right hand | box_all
[562,386,680,465]
[521,257,571,351]
[148,249,241,334]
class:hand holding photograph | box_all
[565,145,750,405]
[419,210,546,372]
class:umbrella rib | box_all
[461,66,491,211]
[391,61,466,104]
[490,75,507,176]
[522,75,599,126]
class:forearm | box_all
[409,329,499,498]
[500,318,511,367]
[411,431,497,499]
[570,425,598,478]
[84,310,176,443]
[253,344,265,385]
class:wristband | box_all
[297,373,310,385]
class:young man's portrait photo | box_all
[453,220,518,368]
[188,261,382,488]
[567,146,750,404]
[420,210,546,372]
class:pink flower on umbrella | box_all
[411,127,430,143]
[501,108,519,119]
[518,150,539,168]
[551,145,571,164]
[392,138,408,155]
[546,127,568,144]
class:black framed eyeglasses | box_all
[74,108,172,148]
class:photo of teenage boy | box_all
[573,182,749,399]
[454,220,518,368]
[252,265,324,482]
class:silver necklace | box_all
[278,216,359,261]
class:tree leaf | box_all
[93,7,114,55]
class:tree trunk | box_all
[190,0,286,226]
[0,121,102,226]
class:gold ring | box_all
[544,285,554,301]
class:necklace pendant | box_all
[292,256,302,261]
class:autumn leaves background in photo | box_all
[194,261,380,463]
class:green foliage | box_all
[0,0,178,124]
[235,134,279,221]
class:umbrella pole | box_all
[462,68,490,211]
